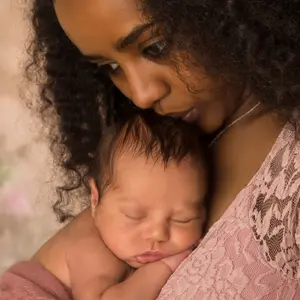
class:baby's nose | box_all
[143,221,170,243]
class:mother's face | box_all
[54,0,244,133]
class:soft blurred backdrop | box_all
[0,1,61,272]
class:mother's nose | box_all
[127,68,170,109]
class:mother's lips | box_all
[168,109,191,119]
[182,108,199,123]
[168,108,198,123]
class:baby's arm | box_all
[99,251,189,300]
[66,227,129,300]
[69,236,189,300]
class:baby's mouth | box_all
[135,251,166,264]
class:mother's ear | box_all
[89,178,99,217]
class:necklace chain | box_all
[209,102,261,147]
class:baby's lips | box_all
[135,252,166,264]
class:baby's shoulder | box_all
[34,209,128,288]
[66,210,128,278]
[63,211,130,299]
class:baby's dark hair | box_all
[91,110,206,196]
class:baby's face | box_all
[92,151,206,268]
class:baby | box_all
[32,111,207,300]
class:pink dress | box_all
[158,124,300,299]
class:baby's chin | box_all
[125,259,144,269]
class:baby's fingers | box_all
[162,249,192,272]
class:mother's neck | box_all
[206,106,284,229]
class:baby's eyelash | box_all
[172,217,199,224]
[125,213,145,221]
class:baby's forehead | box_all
[111,151,204,196]
[111,181,203,205]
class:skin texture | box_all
[52,0,284,229]
[28,0,300,224]
[26,0,300,297]
[32,150,205,300]
[54,0,246,134]
[91,151,205,268]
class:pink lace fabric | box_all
[158,124,300,300]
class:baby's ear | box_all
[89,178,99,217]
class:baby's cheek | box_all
[105,224,140,259]
[173,224,203,250]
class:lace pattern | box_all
[158,124,300,299]
[251,126,300,279]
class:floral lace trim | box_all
[251,126,300,279]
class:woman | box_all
[2,0,300,299]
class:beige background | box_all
[0,1,60,273]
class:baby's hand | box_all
[161,249,192,272]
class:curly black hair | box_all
[26,0,134,221]
[139,0,300,117]
[26,0,300,221]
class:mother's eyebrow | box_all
[116,22,155,50]
[81,22,155,64]
[81,53,107,63]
